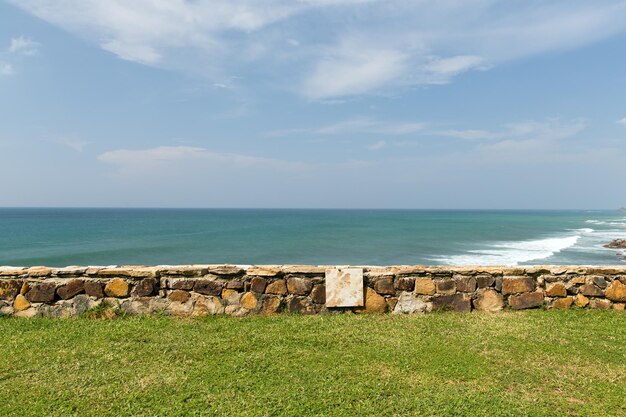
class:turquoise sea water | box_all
[0,209,625,267]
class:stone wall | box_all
[1,265,625,318]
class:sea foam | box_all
[433,234,582,266]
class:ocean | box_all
[0,209,624,267]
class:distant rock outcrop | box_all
[604,239,626,249]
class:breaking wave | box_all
[433,233,584,266]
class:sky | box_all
[1,0,625,209]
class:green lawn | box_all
[0,311,624,417]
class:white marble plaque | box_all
[325,268,364,307]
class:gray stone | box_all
[393,291,431,314]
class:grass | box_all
[0,310,624,416]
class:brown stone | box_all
[432,293,471,313]
[207,265,244,276]
[246,266,282,277]
[472,289,504,312]
[104,278,130,298]
[13,294,31,312]
[56,279,85,300]
[592,276,607,288]
[26,267,53,277]
[502,277,535,295]
[455,276,477,293]
[545,282,567,298]
[574,293,589,308]
[261,295,282,314]
[569,276,586,285]
[605,280,626,302]
[435,279,456,295]
[25,282,57,303]
[96,267,133,277]
[282,265,325,275]
[170,278,195,290]
[476,275,495,288]
[287,297,315,314]
[589,299,611,310]
[580,284,603,297]
[194,279,224,296]
[414,278,435,295]
[226,279,244,290]
[0,267,25,276]
[363,287,387,313]
[160,266,207,277]
[221,289,239,299]
[190,295,222,315]
[395,277,415,291]
[565,283,579,295]
[310,284,326,304]
[374,277,395,295]
[132,278,158,297]
[52,266,87,276]
[0,280,22,301]
[552,297,573,309]
[168,289,190,303]
[241,292,258,310]
[84,281,105,298]
[612,303,625,311]
[265,280,288,296]
[250,277,267,294]
[286,277,313,295]
[508,292,544,310]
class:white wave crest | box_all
[434,235,581,266]
[586,219,626,227]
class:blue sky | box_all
[1,0,625,208]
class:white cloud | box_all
[267,117,426,137]
[55,137,90,152]
[422,56,487,84]
[367,140,386,150]
[97,145,308,175]
[0,63,14,76]
[435,119,586,142]
[617,117,626,126]
[434,129,499,140]
[9,36,40,56]
[8,1,626,99]
[101,40,160,65]
[99,146,209,165]
[302,47,408,99]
